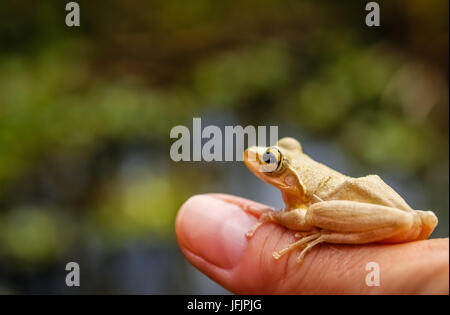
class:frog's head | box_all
[244,137,305,196]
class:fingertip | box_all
[175,194,257,269]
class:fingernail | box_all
[176,194,256,269]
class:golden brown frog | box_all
[244,137,438,262]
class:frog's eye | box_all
[261,147,282,172]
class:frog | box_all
[243,137,438,263]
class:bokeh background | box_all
[0,0,448,294]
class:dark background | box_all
[0,0,448,293]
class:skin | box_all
[243,137,439,262]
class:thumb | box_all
[175,194,449,294]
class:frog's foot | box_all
[272,232,322,261]
[246,221,264,238]
[245,211,276,238]
[295,235,326,264]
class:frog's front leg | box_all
[245,210,275,237]
[245,208,318,238]
[243,205,276,237]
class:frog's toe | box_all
[246,221,264,238]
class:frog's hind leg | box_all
[295,235,327,262]
[414,210,438,240]
[275,200,426,263]
[272,232,322,260]
[294,230,319,238]
[307,200,420,242]
[293,227,401,263]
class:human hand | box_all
[175,194,449,294]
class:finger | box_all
[175,194,449,294]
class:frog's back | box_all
[322,174,414,212]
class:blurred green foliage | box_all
[0,207,75,263]
[0,0,448,292]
